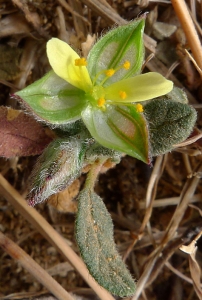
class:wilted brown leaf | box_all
[180,231,202,300]
[0,106,53,158]
[48,179,80,213]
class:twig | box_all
[161,162,202,246]
[146,57,197,104]
[139,155,166,234]
[80,0,157,53]
[138,193,202,209]
[57,0,90,25]
[165,261,194,285]
[0,232,74,300]
[171,0,202,72]
[173,133,202,148]
[0,174,114,300]
[12,0,49,38]
[185,49,202,77]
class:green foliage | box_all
[87,18,145,86]
[82,104,149,162]
[85,142,121,165]
[144,99,197,156]
[28,136,87,206]
[166,86,189,104]
[76,182,136,296]
[11,16,198,298]
[15,71,87,125]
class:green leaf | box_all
[143,99,197,156]
[76,187,136,296]
[27,136,87,206]
[87,18,145,87]
[15,71,86,125]
[82,104,149,163]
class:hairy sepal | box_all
[82,104,149,163]
[15,71,86,125]
[144,99,197,156]
[76,187,136,296]
[87,18,145,86]
[28,136,87,206]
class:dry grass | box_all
[0,1,202,300]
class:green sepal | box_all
[85,142,122,165]
[87,18,145,87]
[143,99,197,156]
[82,104,149,163]
[15,71,86,125]
[27,135,88,206]
[53,120,89,136]
[165,86,189,104]
[76,187,136,296]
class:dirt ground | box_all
[0,1,202,300]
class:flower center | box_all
[74,58,132,109]
[91,85,105,100]
[89,85,106,109]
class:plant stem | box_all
[85,158,107,189]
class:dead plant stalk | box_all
[0,232,74,300]
[171,0,202,73]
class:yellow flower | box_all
[47,38,173,110]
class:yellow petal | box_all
[47,38,92,92]
[105,72,173,102]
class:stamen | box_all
[75,57,87,66]
[105,69,115,77]
[123,61,130,70]
[119,91,127,100]
[97,97,106,108]
[136,104,144,113]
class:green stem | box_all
[84,158,107,190]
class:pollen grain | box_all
[119,91,127,100]
[123,61,130,70]
[105,69,115,77]
[97,97,106,108]
[136,103,144,113]
[75,57,87,66]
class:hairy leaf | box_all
[76,188,136,296]
[0,106,52,158]
[27,136,87,206]
[143,99,197,156]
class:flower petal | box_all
[105,72,173,102]
[15,71,87,125]
[47,38,92,92]
[81,104,149,163]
